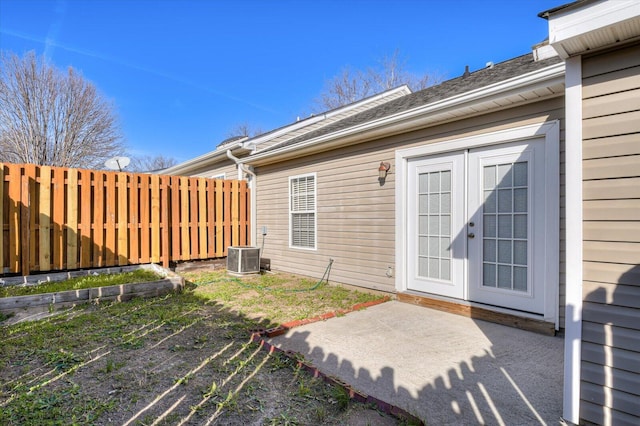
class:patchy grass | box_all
[0,269,163,298]
[184,270,383,327]
[0,269,398,425]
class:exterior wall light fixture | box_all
[378,161,391,179]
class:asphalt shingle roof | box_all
[258,53,562,153]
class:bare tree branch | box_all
[0,51,124,168]
[128,155,177,173]
[314,49,442,111]
[225,122,264,139]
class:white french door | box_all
[407,152,466,299]
[407,138,547,315]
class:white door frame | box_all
[395,121,560,325]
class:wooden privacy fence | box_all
[0,163,250,276]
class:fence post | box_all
[20,172,30,275]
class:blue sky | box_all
[0,0,561,163]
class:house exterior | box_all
[167,0,639,423]
[541,1,640,424]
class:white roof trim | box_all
[245,62,565,166]
[161,141,244,175]
[547,0,640,58]
[163,85,413,175]
[249,85,412,153]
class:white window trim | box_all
[395,121,560,323]
[288,172,317,251]
[210,172,226,180]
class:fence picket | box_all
[8,165,21,272]
[0,164,4,273]
[170,175,180,260]
[129,174,139,264]
[25,164,37,272]
[80,169,92,268]
[117,173,128,266]
[66,168,78,270]
[223,181,231,255]
[52,168,65,270]
[39,166,52,271]
[1,163,249,276]
[93,171,105,267]
[180,177,189,260]
[105,172,116,265]
[189,178,198,259]
[198,178,207,258]
[207,179,215,258]
[215,179,223,256]
[139,174,150,264]
[160,176,170,268]
[150,174,161,263]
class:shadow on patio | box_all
[268,301,564,424]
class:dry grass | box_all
[0,268,402,425]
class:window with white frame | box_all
[289,173,316,249]
[210,173,225,180]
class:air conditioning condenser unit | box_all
[227,246,260,274]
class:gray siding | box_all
[256,98,566,322]
[580,42,640,426]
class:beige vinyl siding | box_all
[580,42,640,426]
[256,98,566,311]
[192,161,238,180]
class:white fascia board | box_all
[249,85,412,154]
[548,0,640,57]
[162,142,242,175]
[245,63,565,166]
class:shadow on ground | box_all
[269,301,565,425]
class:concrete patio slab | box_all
[268,300,564,425]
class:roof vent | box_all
[485,61,494,69]
[462,65,470,78]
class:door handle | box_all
[468,233,475,239]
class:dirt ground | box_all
[0,270,406,425]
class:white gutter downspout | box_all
[226,150,257,247]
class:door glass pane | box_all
[428,258,439,279]
[419,236,428,256]
[428,237,439,256]
[429,172,440,192]
[441,171,451,191]
[497,265,512,289]
[429,194,440,213]
[428,215,440,234]
[441,215,451,235]
[514,240,527,265]
[514,214,527,239]
[484,166,496,189]
[513,162,528,186]
[482,161,529,292]
[498,189,512,212]
[483,263,496,287]
[498,215,512,238]
[417,170,452,281]
[484,215,496,238]
[513,267,527,291]
[441,193,451,213]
